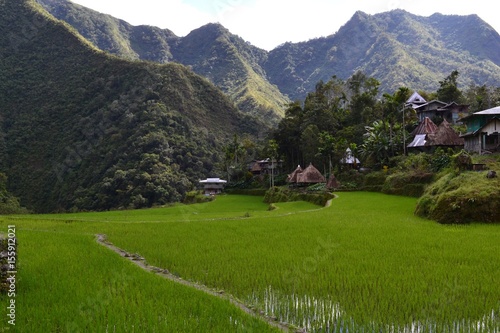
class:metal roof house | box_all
[340,148,360,168]
[413,100,468,124]
[407,118,464,152]
[199,178,227,195]
[405,91,427,109]
[249,158,283,176]
[460,106,500,154]
[406,92,468,125]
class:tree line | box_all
[267,70,500,175]
[221,70,500,185]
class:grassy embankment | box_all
[1,193,499,332]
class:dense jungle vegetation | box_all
[0,0,264,212]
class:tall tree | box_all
[463,84,500,113]
[381,87,411,155]
[222,135,246,182]
[317,131,336,176]
[436,70,463,103]
[264,139,279,188]
[343,71,381,145]
[300,124,321,167]
[360,120,403,168]
[273,101,304,169]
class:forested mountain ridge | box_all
[264,10,500,101]
[36,0,289,124]
[37,0,500,104]
[0,0,263,212]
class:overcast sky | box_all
[70,0,499,51]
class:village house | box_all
[248,158,283,176]
[199,178,227,195]
[407,117,464,152]
[460,106,500,154]
[405,91,468,125]
[286,163,326,185]
[340,148,360,169]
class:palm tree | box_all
[360,120,403,167]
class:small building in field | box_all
[199,178,227,195]
[340,148,360,169]
[460,106,500,154]
[287,163,325,185]
[287,165,303,183]
[326,173,340,189]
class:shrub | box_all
[0,173,28,214]
[430,148,452,172]
[451,150,472,171]
[382,172,434,197]
[415,171,500,224]
[337,169,364,189]
[362,171,387,187]
[183,191,215,204]
[226,188,268,196]
[263,186,334,206]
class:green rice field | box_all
[1,192,499,332]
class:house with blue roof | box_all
[460,106,500,154]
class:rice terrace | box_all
[1,192,499,332]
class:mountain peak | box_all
[188,22,229,37]
[351,10,369,21]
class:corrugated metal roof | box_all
[406,91,427,106]
[407,134,427,148]
[408,120,464,147]
[472,106,500,115]
[414,100,447,110]
[200,178,227,183]
[460,106,500,121]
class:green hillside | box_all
[265,10,500,101]
[37,0,289,123]
[0,0,263,213]
[37,1,500,118]
[172,23,288,123]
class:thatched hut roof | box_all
[296,163,326,183]
[408,118,464,149]
[326,173,340,189]
[428,120,464,146]
[411,117,438,136]
[287,165,303,183]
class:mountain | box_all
[264,10,500,101]
[172,23,288,123]
[38,0,500,104]
[0,0,264,212]
[36,0,289,124]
